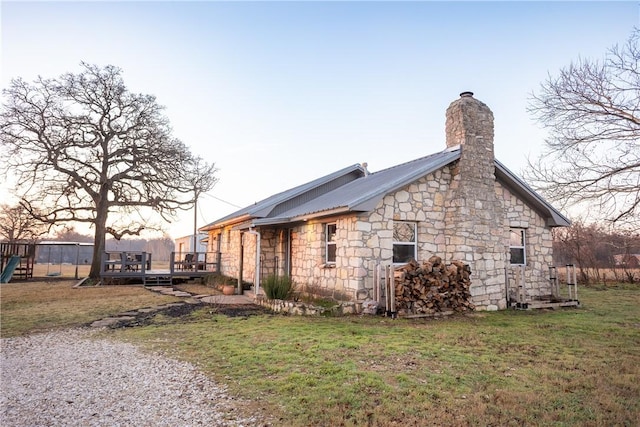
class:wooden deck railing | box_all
[101,251,151,277]
[99,251,219,281]
[170,251,218,275]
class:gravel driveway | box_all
[1,329,265,426]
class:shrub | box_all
[263,274,296,300]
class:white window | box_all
[393,222,416,264]
[509,228,526,265]
[326,223,337,264]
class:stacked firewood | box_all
[394,256,474,315]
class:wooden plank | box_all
[527,301,580,309]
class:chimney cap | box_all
[460,91,474,98]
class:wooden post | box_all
[378,264,382,306]
[385,265,391,316]
[374,263,382,305]
[372,263,377,303]
[516,265,526,305]
[383,265,389,313]
[237,233,244,295]
[566,264,577,301]
[549,266,558,297]
[504,266,510,307]
[385,265,396,318]
[572,265,576,299]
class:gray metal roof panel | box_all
[200,163,364,229]
[203,146,570,230]
[262,148,461,221]
[255,150,570,228]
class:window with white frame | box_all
[326,223,337,264]
[509,228,526,265]
[393,221,417,264]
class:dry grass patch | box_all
[173,282,221,296]
[0,280,182,337]
[29,264,91,279]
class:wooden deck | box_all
[100,251,218,285]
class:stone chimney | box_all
[444,92,506,310]
[445,91,495,185]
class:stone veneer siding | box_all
[498,183,554,299]
[279,165,554,310]
[288,216,359,300]
[207,165,555,310]
[209,229,258,283]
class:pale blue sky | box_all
[1,1,637,238]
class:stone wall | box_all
[256,297,357,316]
[350,171,553,310]
[210,228,258,283]
[288,217,358,300]
[498,183,554,298]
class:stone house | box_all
[200,92,570,311]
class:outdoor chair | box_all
[183,253,194,270]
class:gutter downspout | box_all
[247,228,261,299]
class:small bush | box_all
[263,274,296,300]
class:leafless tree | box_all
[553,220,640,284]
[0,63,217,278]
[527,29,639,230]
[0,203,48,242]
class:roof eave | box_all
[494,160,571,227]
[252,206,356,227]
[199,214,253,232]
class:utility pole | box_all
[193,184,198,269]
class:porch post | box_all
[237,232,244,295]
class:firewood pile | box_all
[394,256,474,315]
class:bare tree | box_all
[527,29,640,229]
[54,226,94,243]
[552,221,599,284]
[0,63,217,278]
[0,203,48,242]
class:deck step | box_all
[143,275,173,286]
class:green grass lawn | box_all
[111,285,640,426]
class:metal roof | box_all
[253,148,461,225]
[200,163,365,230]
[201,146,570,230]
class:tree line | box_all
[553,221,640,284]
